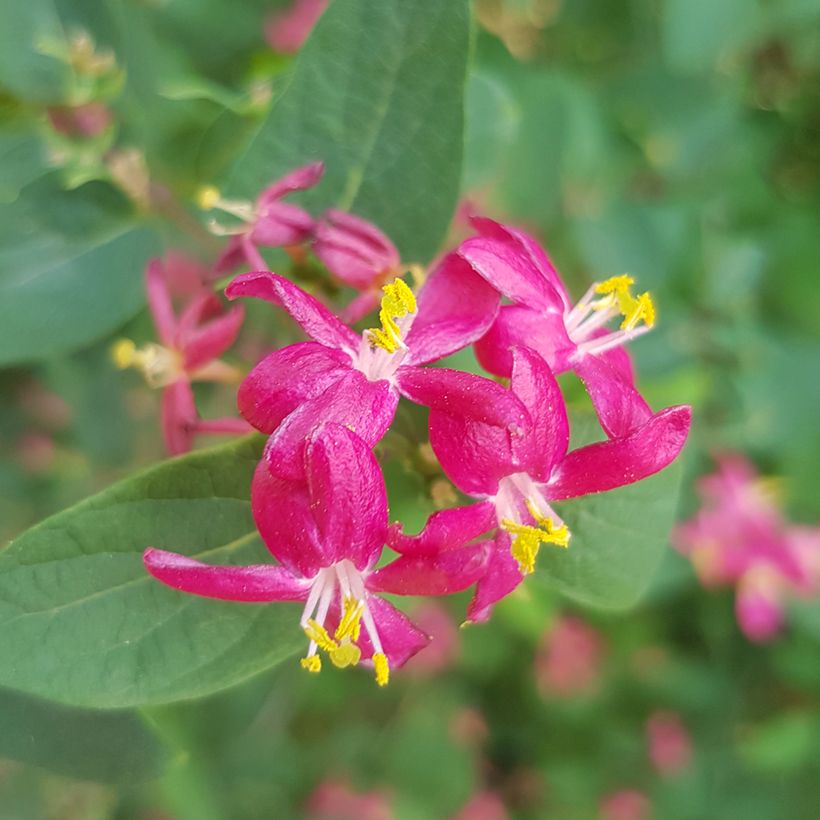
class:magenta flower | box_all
[391,347,691,622]
[457,217,655,381]
[535,615,605,698]
[197,162,324,274]
[113,257,249,455]
[145,424,488,684]
[599,790,651,820]
[313,209,410,323]
[646,711,693,777]
[264,0,327,55]
[225,257,514,479]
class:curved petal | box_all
[466,533,523,624]
[214,236,248,276]
[259,161,324,202]
[340,289,380,324]
[357,595,429,668]
[264,369,398,480]
[145,258,177,346]
[387,500,497,556]
[161,379,197,456]
[428,410,515,497]
[182,304,245,371]
[396,366,529,429]
[237,341,351,434]
[546,405,692,501]
[226,271,359,352]
[143,548,311,601]
[470,216,573,310]
[251,201,316,247]
[474,304,575,378]
[305,423,388,571]
[509,347,569,481]
[368,541,490,596]
[573,353,653,439]
[251,459,329,577]
[404,253,500,366]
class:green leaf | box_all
[0,174,161,366]
[535,412,684,609]
[228,0,471,263]
[0,686,170,783]
[0,436,305,708]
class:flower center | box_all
[494,473,571,575]
[564,274,656,359]
[299,559,389,686]
[196,185,257,236]
[354,278,417,382]
[112,339,184,388]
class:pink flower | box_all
[313,209,407,323]
[402,601,460,676]
[265,0,327,55]
[47,102,113,138]
[390,347,690,622]
[599,789,651,820]
[144,424,489,684]
[113,257,249,455]
[225,258,510,480]
[646,711,692,777]
[535,615,604,697]
[458,217,655,380]
[453,790,509,820]
[198,162,324,274]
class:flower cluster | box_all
[674,454,820,641]
[142,164,691,684]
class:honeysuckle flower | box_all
[599,790,651,820]
[265,0,327,54]
[144,424,489,684]
[535,615,605,698]
[673,454,818,642]
[391,347,691,622]
[113,257,249,455]
[646,711,693,777]
[225,257,512,479]
[197,162,324,274]
[305,777,392,820]
[313,209,420,323]
[457,217,654,381]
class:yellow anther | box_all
[329,642,362,669]
[595,274,634,297]
[335,597,363,642]
[502,508,571,575]
[304,620,339,653]
[621,292,655,330]
[365,278,417,354]
[300,654,322,673]
[594,275,655,331]
[196,185,222,211]
[112,338,137,369]
[373,652,390,687]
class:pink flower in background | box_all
[198,162,324,274]
[459,217,655,381]
[113,256,249,455]
[391,346,690,622]
[673,454,818,642]
[535,615,604,698]
[226,258,510,479]
[453,790,509,820]
[402,601,460,676]
[306,777,392,820]
[265,0,327,54]
[145,424,489,684]
[313,209,409,323]
[599,789,651,820]
[646,711,692,777]
[47,101,112,138]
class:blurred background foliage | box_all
[1,0,819,817]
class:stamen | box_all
[196,185,222,211]
[335,596,363,642]
[304,619,339,653]
[300,655,322,673]
[373,652,390,687]
[112,339,182,388]
[365,279,417,354]
[502,502,571,575]
[592,274,655,331]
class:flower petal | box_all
[466,533,523,623]
[368,541,490,595]
[474,304,574,378]
[387,500,497,556]
[251,201,316,247]
[259,161,324,203]
[237,341,351,434]
[226,271,359,352]
[161,379,197,456]
[358,595,429,668]
[251,459,328,577]
[145,258,178,346]
[264,368,398,480]
[546,405,692,501]
[305,423,388,571]
[573,353,653,439]
[404,253,500,366]
[182,304,245,371]
[396,366,528,429]
[143,548,311,601]
[509,347,569,481]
